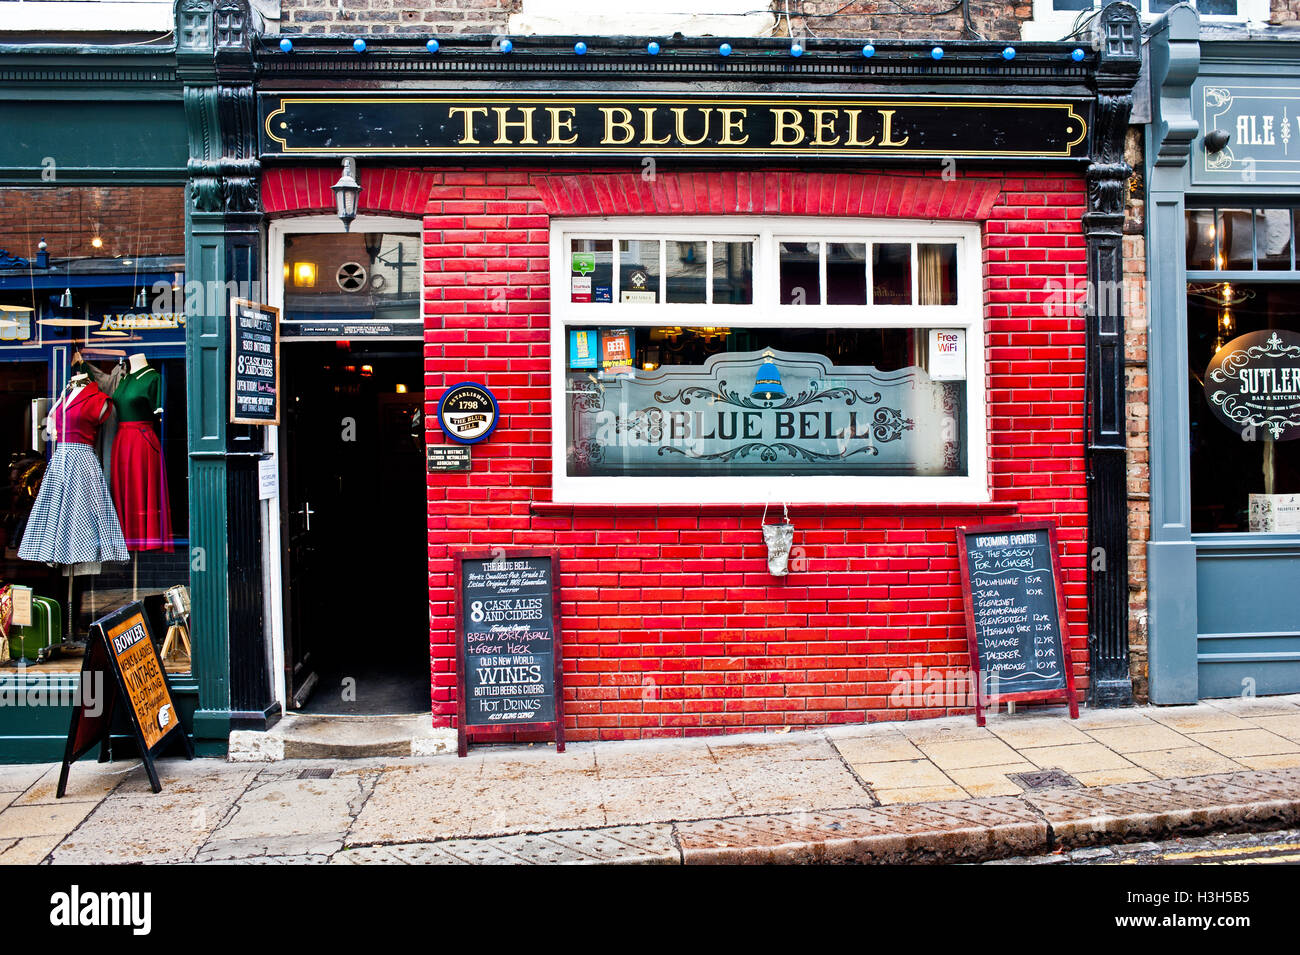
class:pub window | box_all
[553,218,986,504]
[1186,207,1300,533]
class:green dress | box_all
[111,366,162,423]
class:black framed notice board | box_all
[955,520,1079,726]
[229,298,280,426]
[454,549,564,757]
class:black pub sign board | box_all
[229,298,280,426]
[260,93,1092,161]
[57,601,194,797]
[455,550,565,756]
[955,521,1079,726]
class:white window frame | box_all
[550,215,989,505]
[1022,0,1269,42]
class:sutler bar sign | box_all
[260,93,1090,160]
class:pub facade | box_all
[1,0,1142,758]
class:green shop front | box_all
[0,41,227,759]
[1146,6,1300,701]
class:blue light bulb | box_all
[790,43,803,57]
[426,38,439,53]
[1002,46,1015,60]
[500,38,513,53]
[931,46,943,60]
[352,38,366,53]
[279,38,293,53]
[647,41,660,55]
[862,43,875,58]
[719,43,732,56]
[1071,47,1085,61]
[574,41,587,55]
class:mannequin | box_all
[19,359,129,568]
[108,352,172,553]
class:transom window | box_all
[550,217,988,504]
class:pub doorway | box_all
[278,340,427,714]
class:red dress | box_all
[110,366,173,552]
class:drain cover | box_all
[1008,769,1080,791]
[298,768,335,780]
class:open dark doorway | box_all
[279,340,427,715]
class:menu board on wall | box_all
[956,521,1079,726]
[230,298,280,425]
[57,601,193,797]
[455,550,565,757]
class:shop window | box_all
[0,185,192,675]
[1023,0,1266,42]
[554,218,984,504]
[1187,206,1300,534]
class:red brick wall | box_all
[0,187,184,262]
[267,165,1090,739]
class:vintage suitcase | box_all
[8,595,60,663]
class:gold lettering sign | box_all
[262,94,1090,159]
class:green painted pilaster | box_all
[178,0,276,742]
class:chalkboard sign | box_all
[57,601,193,797]
[229,298,280,426]
[455,549,564,756]
[956,521,1079,726]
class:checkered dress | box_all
[19,442,129,565]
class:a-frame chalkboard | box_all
[57,601,193,797]
[956,521,1079,726]
[454,549,565,757]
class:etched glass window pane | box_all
[565,325,966,478]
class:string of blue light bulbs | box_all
[272,36,1092,63]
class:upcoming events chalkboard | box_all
[455,550,565,756]
[956,521,1079,725]
[229,298,280,426]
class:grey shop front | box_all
[1146,6,1300,702]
